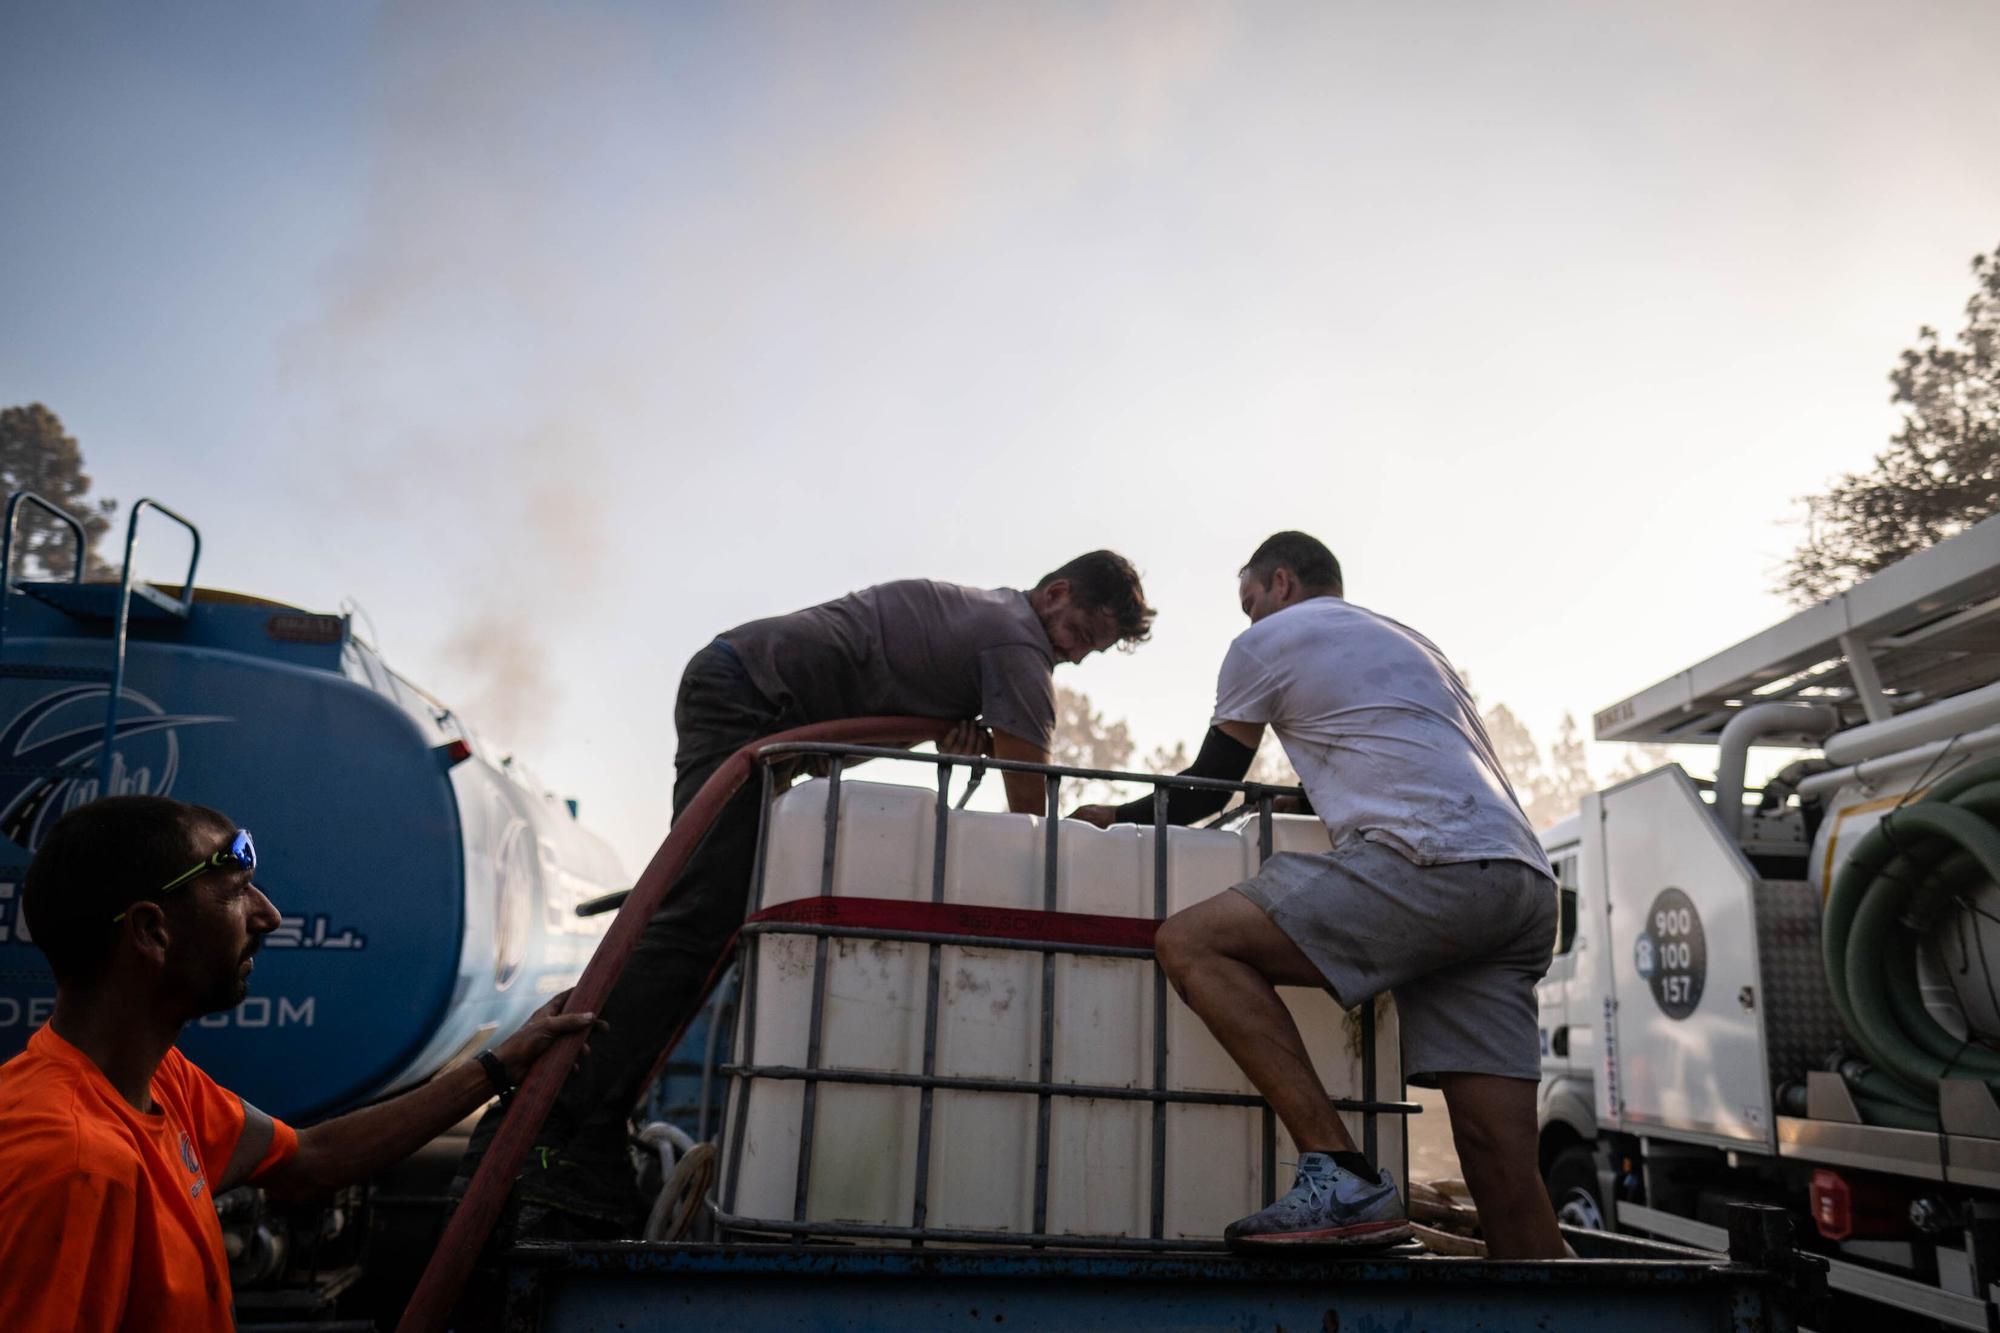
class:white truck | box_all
[1538,511,2000,1330]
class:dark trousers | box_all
[461,640,786,1227]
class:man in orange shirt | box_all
[0,795,600,1331]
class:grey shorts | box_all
[1233,837,1557,1086]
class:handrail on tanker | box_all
[102,499,202,791]
[395,717,951,1333]
[0,490,90,650]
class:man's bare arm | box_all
[991,728,1052,814]
[230,992,599,1195]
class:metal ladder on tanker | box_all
[0,491,202,881]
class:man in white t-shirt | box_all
[1072,532,1563,1257]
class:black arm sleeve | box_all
[1109,726,1257,826]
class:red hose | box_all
[396,717,949,1333]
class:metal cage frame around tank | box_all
[710,740,1419,1252]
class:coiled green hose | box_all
[1821,757,2000,1128]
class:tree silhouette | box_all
[1782,243,2000,604]
[1050,685,1138,805]
[0,404,117,579]
[1481,701,1543,805]
[1533,712,1597,824]
[1605,740,1673,784]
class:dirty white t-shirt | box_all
[1212,596,1551,873]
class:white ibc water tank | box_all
[720,776,1404,1243]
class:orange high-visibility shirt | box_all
[0,1024,297,1332]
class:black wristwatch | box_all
[475,1049,516,1106]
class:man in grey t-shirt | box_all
[462,551,1155,1238]
[721,580,1069,793]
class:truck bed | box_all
[499,1221,1820,1332]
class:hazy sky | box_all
[5,1,1999,869]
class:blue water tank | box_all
[0,586,620,1122]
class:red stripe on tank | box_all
[744,895,1162,951]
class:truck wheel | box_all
[1546,1145,1605,1231]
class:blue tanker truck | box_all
[0,494,622,1122]
[0,492,624,1320]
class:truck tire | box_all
[1546,1145,1605,1231]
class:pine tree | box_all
[1050,685,1137,805]
[1782,243,2000,604]
[0,404,117,579]
[1481,702,1545,807]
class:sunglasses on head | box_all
[112,829,257,923]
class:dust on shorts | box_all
[1233,837,1558,1086]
